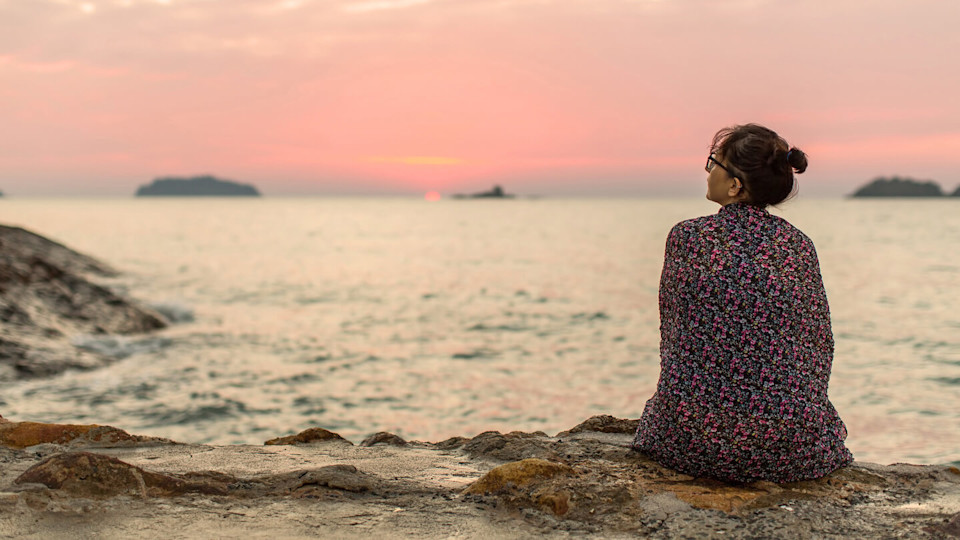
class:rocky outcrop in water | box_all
[135,175,261,197]
[452,185,516,199]
[1,415,957,538]
[0,225,166,381]
[851,177,945,197]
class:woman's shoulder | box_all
[670,213,720,233]
[767,213,816,246]
[667,213,723,243]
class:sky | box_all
[1,0,958,197]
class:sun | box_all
[424,191,442,202]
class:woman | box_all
[632,124,853,483]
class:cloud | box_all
[369,156,464,165]
[341,0,435,13]
[0,54,76,73]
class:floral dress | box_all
[632,202,853,483]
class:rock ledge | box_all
[1,415,957,538]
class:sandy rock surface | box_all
[1,415,958,539]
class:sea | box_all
[1,197,958,466]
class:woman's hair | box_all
[710,124,808,207]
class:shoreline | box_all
[2,415,959,538]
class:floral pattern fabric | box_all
[632,202,853,483]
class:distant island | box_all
[451,185,515,199]
[135,175,261,197]
[850,177,951,198]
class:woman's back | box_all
[633,124,852,483]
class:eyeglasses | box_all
[705,154,736,178]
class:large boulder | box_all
[264,427,353,446]
[0,419,172,449]
[15,452,229,498]
[0,225,166,381]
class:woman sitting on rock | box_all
[632,124,853,483]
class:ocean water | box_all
[0,197,958,466]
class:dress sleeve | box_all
[798,235,835,353]
[659,224,687,339]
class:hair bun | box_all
[786,147,808,174]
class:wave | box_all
[148,300,196,324]
[71,335,172,359]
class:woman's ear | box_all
[728,178,743,197]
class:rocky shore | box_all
[3,224,959,537]
[1,415,958,539]
[0,225,166,381]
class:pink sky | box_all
[1,0,958,196]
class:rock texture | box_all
[1,415,958,538]
[0,225,166,381]
[135,175,261,197]
[264,427,353,446]
[0,418,172,449]
[16,452,230,498]
[360,431,408,447]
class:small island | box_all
[851,176,944,197]
[135,175,261,197]
[451,184,515,199]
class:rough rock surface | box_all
[360,431,408,447]
[0,419,173,449]
[264,427,353,446]
[15,452,231,498]
[0,225,166,381]
[1,415,958,538]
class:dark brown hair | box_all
[710,124,808,207]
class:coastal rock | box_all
[135,175,261,197]
[451,184,515,199]
[272,464,376,496]
[851,177,944,197]
[926,512,960,537]
[465,458,575,516]
[0,420,172,449]
[557,414,639,436]
[0,225,166,381]
[1,417,958,538]
[461,430,557,462]
[264,427,353,446]
[14,452,230,498]
[360,432,407,447]
[0,226,117,277]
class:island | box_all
[452,184,515,199]
[135,175,261,197]
[851,177,944,197]
[953,185,960,197]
